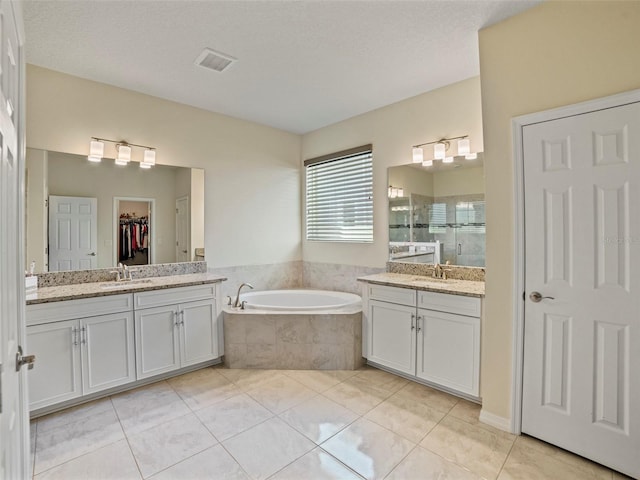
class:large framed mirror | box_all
[25,149,205,273]
[388,154,485,267]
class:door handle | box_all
[457,243,462,255]
[88,252,96,256]
[72,327,78,346]
[529,291,555,303]
[81,326,87,344]
[16,345,36,371]
[416,315,422,333]
[182,250,188,254]
[411,314,415,330]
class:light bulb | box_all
[116,144,131,163]
[142,149,156,166]
[412,147,423,163]
[433,143,446,160]
[457,138,470,156]
[88,140,104,162]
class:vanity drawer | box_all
[367,284,416,306]
[134,284,216,309]
[27,294,133,326]
[417,290,480,318]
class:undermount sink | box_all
[99,279,153,289]
[408,276,451,283]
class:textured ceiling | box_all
[23,1,539,134]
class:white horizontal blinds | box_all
[305,145,373,242]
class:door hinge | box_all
[45,199,48,207]
[522,291,526,301]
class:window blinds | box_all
[305,145,373,242]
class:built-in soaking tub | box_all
[223,289,363,370]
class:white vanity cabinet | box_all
[26,294,135,410]
[134,285,218,380]
[363,283,481,399]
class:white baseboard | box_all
[479,409,512,433]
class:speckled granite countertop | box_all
[358,273,485,297]
[26,273,227,305]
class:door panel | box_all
[0,1,26,477]
[179,299,217,367]
[367,300,416,375]
[522,101,640,477]
[135,306,180,379]
[48,195,98,271]
[82,313,135,394]
[26,320,81,410]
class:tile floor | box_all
[30,366,627,480]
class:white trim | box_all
[113,197,156,266]
[511,88,640,436]
[479,409,511,433]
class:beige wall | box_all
[47,151,179,268]
[302,77,483,267]
[433,166,484,197]
[388,165,434,198]
[25,149,48,272]
[26,65,302,269]
[479,1,640,421]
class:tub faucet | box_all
[233,283,254,307]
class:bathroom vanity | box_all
[25,272,225,416]
[359,272,484,401]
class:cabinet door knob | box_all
[411,313,416,330]
[416,316,422,333]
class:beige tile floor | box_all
[30,366,628,480]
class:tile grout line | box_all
[109,395,144,479]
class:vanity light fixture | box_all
[411,135,476,168]
[88,137,157,168]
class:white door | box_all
[417,309,480,397]
[367,300,416,375]
[26,320,82,410]
[48,195,98,271]
[175,196,190,262]
[135,305,180,379]
[0,1,28,477]
[81,312,135,394]
[179,299,217,367]
[522,101,640,477]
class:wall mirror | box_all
[25,149,205,273]
[388,154,485,267]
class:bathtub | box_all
[239,289,361,311]
[223,289,363,370]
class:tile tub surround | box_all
[360,272,485,298]
[37,261,208,288]
[26,272,226,305]
[223,310,364,370]
[303,262,385,295]
[387,261,485,282]
[210,261,303,300]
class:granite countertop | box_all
[358,272,485,297]
[26,272,227,305]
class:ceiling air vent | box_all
[194,48,236,73]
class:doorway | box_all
[113,197,155,267]
[513,90,640,478]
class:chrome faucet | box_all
[111,263,133,282]
[432,263,442,278]
[233,282,254,307]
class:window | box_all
[305,144,373,242]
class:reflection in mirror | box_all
[388,154,485,267]
[25,149,205,273]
